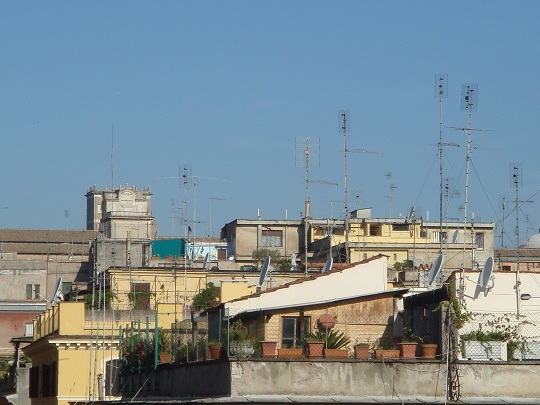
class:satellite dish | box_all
[479,256,494,288]
[427,254,444,286]
[322,258,333,273]
[50,277,64,305]
[407,206,415,221]
[257,256,271,288]
[202,253,209,270]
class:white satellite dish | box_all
[257,256,271,288]
[50,277,64,305]
[202,253,209,270]
[321,258,333,273]
[479,256,494,289]
[427,254,444,286]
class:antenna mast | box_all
[341,111,350,263]
[511,164,533,315]
[110,124,114,190]
[435,74,448,255]
[460,83,478,269]
[341,110,378,264]
[180,164,192,238]
[295,137,320,274]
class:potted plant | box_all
[277,342,304,359]
[228,319,256,358]
[397,327,420,359]
[156,328,172,363]
[353,342,370,359]
[314,329,350,358]
[208,340,222,360]
[259,341,278,358]
[303,333,325,358]
[460,329,508,361]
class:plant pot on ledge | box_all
[375,349,400,359]
[306,341,325,358]
[354,345,370,359]
[277,348,304,359]
[398,342,418,359]
[260,341,277,358]
[420,343,438,359]
[324,348,349,359]
[208,344,222,360]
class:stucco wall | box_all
[130,359,540,401]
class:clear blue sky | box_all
[1,1,539,248]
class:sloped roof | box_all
[220,255,406,317]
[0,229,97,255]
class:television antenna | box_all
[208,197,225,237]
[384,172,398,218]
[435,74,448,256]
[296,136,318,275]
[451,83,491,270]
[296,137,337,274]
[341,110,379,263]
[511,164,533,315]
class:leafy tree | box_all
[251,248,280,266]
[84,290,115,309]
[192,282,217,308]
[275,258,292,271]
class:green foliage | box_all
[460,330,508,342]
[251,248,280,265]
[433,283,471,329]
[228,319,250,342]
[84,290,115,309]
[120,333,153,374]
[304,329,351,349]
[354,342,369,347]
[157,328,171,353]
[192,282,217,308]
[402,327,423,343]
[275,258,292,271]
[394,259,413,270]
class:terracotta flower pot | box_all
[420,343,438,359]
[306,341,325,358]
[208,345,221,360]
[354,345,370,359]
[324,348,349,359]
[398,342,418,359]
[376,349,400,359]
[260,341,277,358]
[277,348,304,358]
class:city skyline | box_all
[1,2,540,247]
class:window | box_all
[434,231,447,243]
[392,223,409,231]
[475,232,485,249]
[282,316,310,348]
[26,284,40,300]
[369,225,382,236]
[262,229,282,247]
[130,283,151,310]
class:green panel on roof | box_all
[151,239,185,259]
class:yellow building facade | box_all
[23,302,122,405]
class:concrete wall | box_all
[127,359,540,401]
